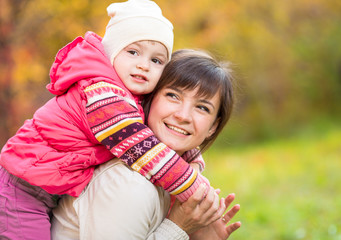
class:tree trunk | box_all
[0,0,27,148]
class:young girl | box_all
[0,0,210,239]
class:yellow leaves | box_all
[2,0,340,147]
[0,0,11,22]
[13,48,46,86]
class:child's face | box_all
[113,41,168,95]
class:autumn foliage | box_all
[1,0,341,147]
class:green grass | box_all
[203,124,341,239]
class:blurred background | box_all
[0,0,340,239]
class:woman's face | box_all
[147,86,220,156]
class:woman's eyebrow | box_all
[167,86,181,92]
[167,86,216,109]
[198,99,216,110]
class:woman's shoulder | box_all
[77,159,163,204]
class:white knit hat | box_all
[102,0,174,65]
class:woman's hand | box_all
[190,193,241,240]
[167,184,226,234]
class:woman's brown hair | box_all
[144,49,234,160]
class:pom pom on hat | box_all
[102,0,174,65]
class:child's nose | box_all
[136,58,150,71]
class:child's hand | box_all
[190,162,201,172]
[168,184,223,234]
[190,193,241,240]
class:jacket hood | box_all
[47,32,126,95]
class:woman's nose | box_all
[174,106,192,123]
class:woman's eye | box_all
[198,105,210,113]
[165,92,178,100]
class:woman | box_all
[51,49,241,239]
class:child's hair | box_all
[144,49,234,154]
[101,0,174,65]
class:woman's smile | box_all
[164,123,190,136]
[148,86,220,156]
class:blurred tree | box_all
[0,0,28,145]
[0,0,109,148]
[1,0,341,148]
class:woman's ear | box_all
[207,118,220,139]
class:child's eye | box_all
[152,58,163,65]
[127,50,138,56]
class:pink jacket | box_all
[0,32,143,196]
